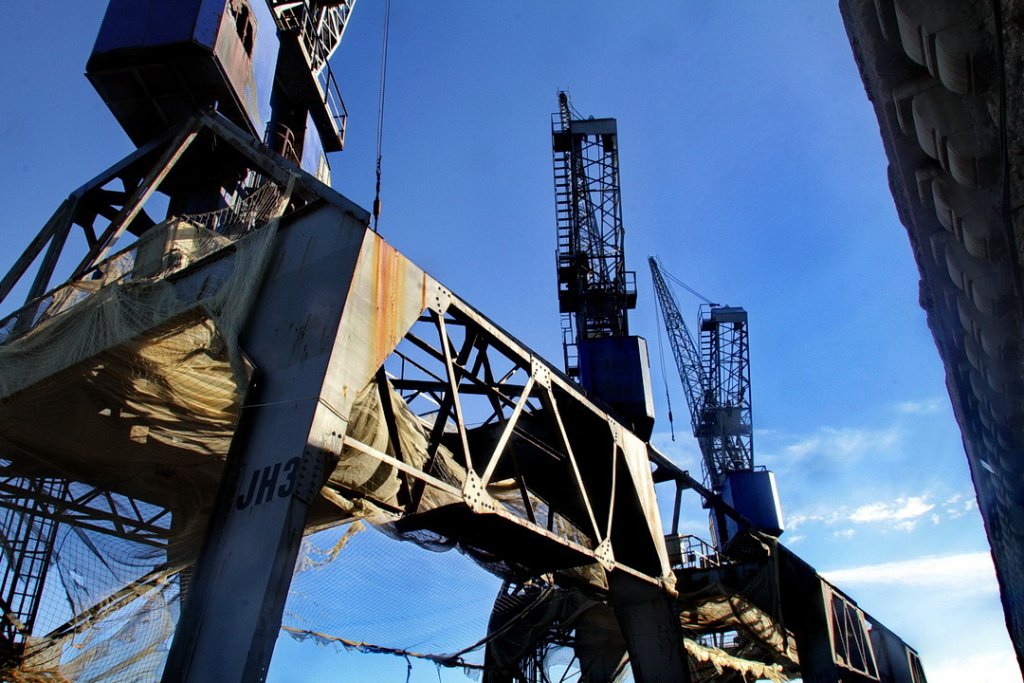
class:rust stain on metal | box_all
[370,239,405,371]
[421,272,427,314]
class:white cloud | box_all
[788,495,935,533]
[895,398,945,415]
[833,528,856,538]
[849,496,934,525]
[920,651,1018,683]
[823,552,998,595]
[786,511,841,530]
[782,425,899,460]
[942,492,978,520]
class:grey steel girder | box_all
[1,112,687,681]
[147,165,686,679]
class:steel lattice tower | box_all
[551,93,636,378]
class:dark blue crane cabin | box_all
[87,0,351,211]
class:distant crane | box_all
[551,92,653,438]
[648,256,782,545]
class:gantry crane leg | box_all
[608,573,691,683]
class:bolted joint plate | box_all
[295,447,333,504]
[530,358,551,388]
[595,537,616,572]
[429,284,452,315]
[463,470,497,514]
[609,421,624,448]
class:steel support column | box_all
[161,201,388,682]
[606,571,690,683]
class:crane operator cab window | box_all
[230,0,256,58]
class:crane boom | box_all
[648,257,753,491]
[649,257,707,437]
[648,257,781,545]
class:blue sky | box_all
[0,2,1018,681]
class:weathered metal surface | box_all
[607,572,690,683]
[88,0,281,146]
[163,202,372,682]
[154,193,685,678]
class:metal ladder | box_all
[0,478,68,650]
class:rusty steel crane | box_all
[0,6,932,681]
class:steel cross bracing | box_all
[346,295,672,588]
[552,93,635,378]
[137,174,686,680]
[0,112,341,674]
[0,470,169,548]
[269,0,354,74]
[0,110,355,324]
[824,584,880,680]
[0,471,170,651]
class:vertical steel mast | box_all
[551,92,635,376]
[551,93,652,438]
[0,478,68,665]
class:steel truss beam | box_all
[150,185,685,680]
[0,111,360,321]
[2,111,680,681]
[340,291,671,585]
[0,472,169,548]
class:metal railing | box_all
[318,60,348,148]
[665,533,723,570]
[269,0,350,149]
[0,185,282,346]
